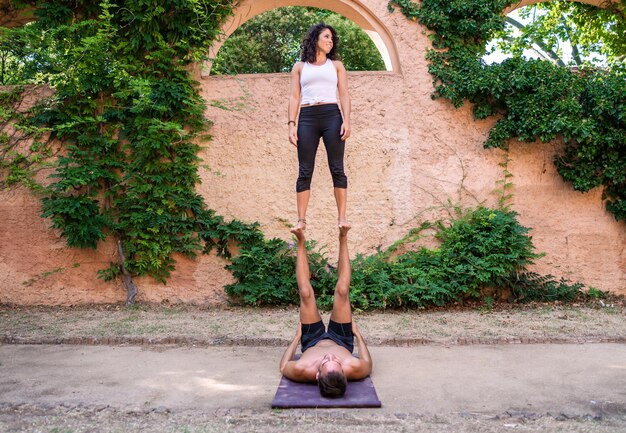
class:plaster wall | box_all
[1,0,624,305]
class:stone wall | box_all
[1,0,624,305]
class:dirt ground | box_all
[2,301,626,346]
[1,302,625,433]
[2,404,625,433]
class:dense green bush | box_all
[226,207,584,309]
[225,238,336,306]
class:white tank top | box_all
[300,59,338,105]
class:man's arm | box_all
[279,323,301,375]
[348,320,372,379]
[279,323,317,382]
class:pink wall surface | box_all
[1,0,624,305]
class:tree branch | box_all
[505,16,566,67]
[117,240,138,304]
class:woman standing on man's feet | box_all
[288,22,351,235]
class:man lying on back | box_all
[279,226,372,397]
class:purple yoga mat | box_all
[271,375,382,408]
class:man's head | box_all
[316,354,347,398]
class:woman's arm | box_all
[335,60,351,141]
[288,62,302,147]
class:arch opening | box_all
[210,6,387,75]
[202,0,401,77]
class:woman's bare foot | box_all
[290,218,306,236]
[292,225,305,242]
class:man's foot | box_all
[290,218,306,237]
[339,223,350,238]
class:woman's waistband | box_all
[299,103,340,114]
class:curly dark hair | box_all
[300,22,340,63]
[318,370,347,398]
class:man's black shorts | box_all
[300,320,354,353]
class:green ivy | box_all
[388,0,626,222]
[0,86,51,190]
[2,0,245,302]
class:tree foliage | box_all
[211,6,385,75]
[0,29,25,85]
[495,0,626,67]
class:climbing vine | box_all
[0,0,265,303]
[0,85,52,191]
[388,0,626,222]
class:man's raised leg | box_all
[295,229,322,324]
[330,225,352,323]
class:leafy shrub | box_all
[435,207,542,295]
[507,272,584,303]
[225,238,298,306]
[225,206,584,309]
[225,238,336,306]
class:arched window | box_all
[203,0,401,76]
[211,6,386,75]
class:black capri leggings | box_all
[296,104,347,192]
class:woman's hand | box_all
[340,121,351,141]
[289,124,298,147]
